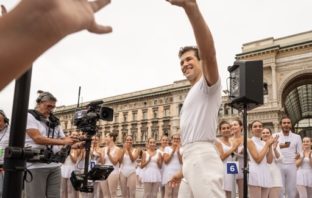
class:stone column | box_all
[137,122,142,142]
[271,63,278,105]
[273,122,279,133]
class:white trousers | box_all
[279,163,297,198]
[178,142,225,198]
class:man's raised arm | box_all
[167,0,218,86]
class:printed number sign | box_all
[90,160,96,169]
[226,161,239,174]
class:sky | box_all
[0,0,312,118]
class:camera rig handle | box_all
[80,134,93,193]
[3,147,39,171]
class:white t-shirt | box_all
[275,131,302,164]
[180,76,221,146]
[25,112,65,169]
[0,125,10,164]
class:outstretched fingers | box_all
[166,0,196,7]
[87,0,112,34]
[88,23,112,34]
[89,0,111,13]
[166,0,184,6]
[1,5,7,15]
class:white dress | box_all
[235,144,244,180]
[103,147,120,175]
[61,155,76,178]
[220,141,235,192]
[247,136,272,188]
[141,151,161,183]
[268,146,283,187]
[120,152,136,177]
[157,148,165,186]
[296,154,312,187]
[161,146,182,185]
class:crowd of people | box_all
[56,115,312,198]
[216,116,312,198]
[2,106,312,198]
[57,132,182,198]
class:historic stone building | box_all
[54,80,190,145]
[54,30,312,144]
[233,30,312,137]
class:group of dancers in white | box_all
[216,116,312,198]
[60,132,182,198]
[60,116,311,198]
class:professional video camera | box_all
[71,101,114,193]
[73,101,113,136]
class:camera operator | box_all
[0,110,10,197]
[25,91,76,198]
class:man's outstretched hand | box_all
[166,0,196,8]
[29,0,112,37]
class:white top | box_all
[275,131,302,164]
[157,148,165,176]
[268,145,283,187]
[103,146,120,174]
[120,150,137,177]
[296,154,312,187]
[247,136,272,188]
[220,141,234,163]
[141,150,161,183]
[162,146,182,185]
[0,125,10,164]
[248,137,268,165]
[180,76,221,146]
[219,141,235,192]
[25,112,65,169]
[61,155,76,178]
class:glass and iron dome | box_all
[282,74,312,135]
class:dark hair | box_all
[279,115,291,125]
[262,127,272,134]
[231,117,243,127]
[161,135,168,140]
[147,137,155,144]
[0,110,9,124]
[36,90,57,103]
[107,132,118,142]
[178,46,200,60]
[218,119,230,130]
[123,135,132,142]
[249,120,263,131]
[171,133,180,139]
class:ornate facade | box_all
[233,30,312,137]
[55,31,312,144]
[54,80,190,145]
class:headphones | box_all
[0,110,9,124]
